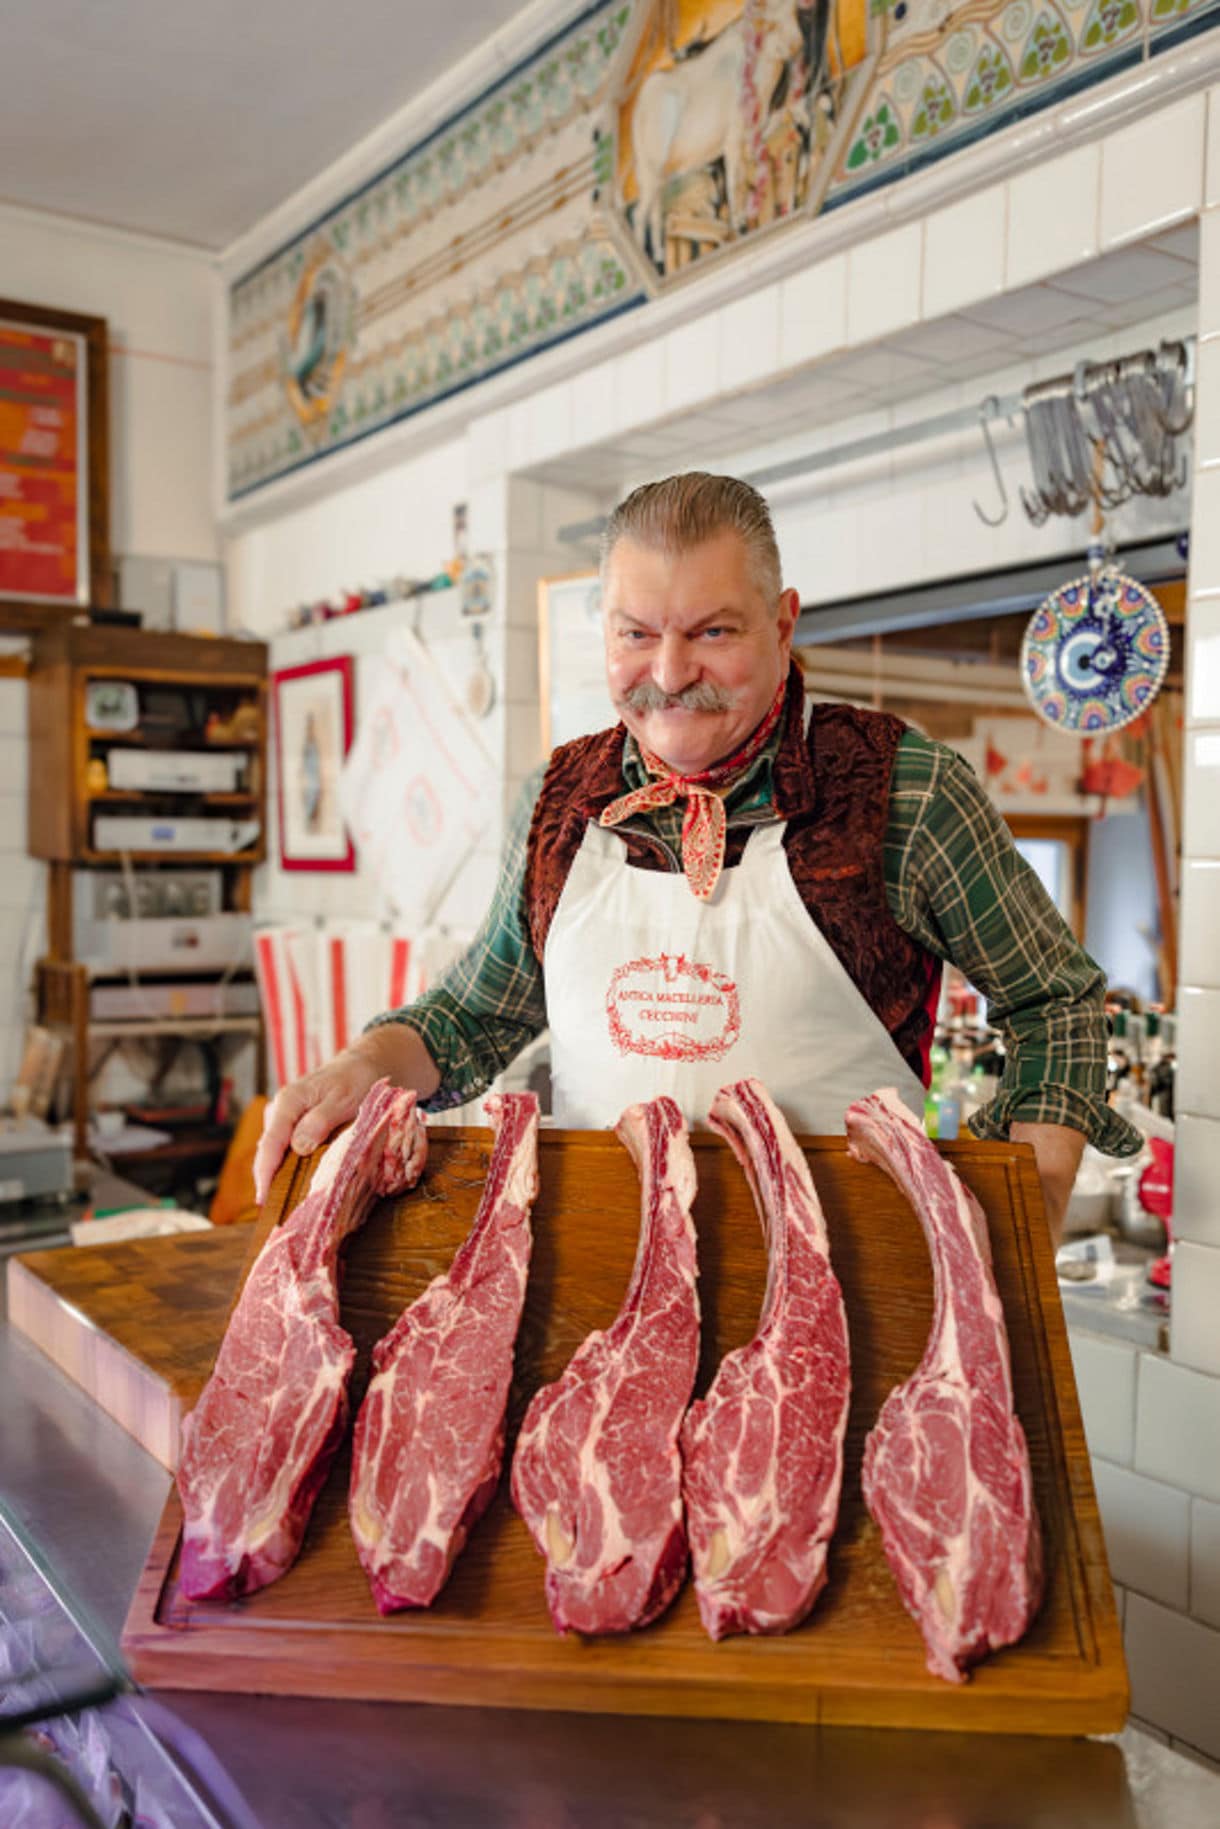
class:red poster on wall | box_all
[0,319,87,604]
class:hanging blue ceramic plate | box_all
[1021,566,1169,734]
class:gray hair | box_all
[599,472,782,606]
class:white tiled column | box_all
[1176,136,1220,1380]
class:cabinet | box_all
[28,626,268,1172]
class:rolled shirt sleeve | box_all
[884,732,1142,1158]
[366,768,548,1110]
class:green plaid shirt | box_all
[371,723,1140,1157]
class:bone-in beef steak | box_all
[349,1092,540,1613]
[511,1096,700,1635]
[681,1078,850,1638]
[177,1081,427,1602]
[846,1087,1043,1682]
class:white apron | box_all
[544,813,928,1134]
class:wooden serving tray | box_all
[121,1128,1128,1734]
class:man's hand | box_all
[252,1024,441,1205]
[1010,1120,1086,1244]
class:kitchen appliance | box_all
[106,749,249,793]
[0,1117,73,1204]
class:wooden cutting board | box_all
[6,1229,248,1469]
[121,1128,1128,1734]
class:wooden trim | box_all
[32,623,266,679]
[1154,579,1186,625]
[0,651,28,677]
[1005,813,1090,943]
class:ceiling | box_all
[0,0,531,249]
[530,224,1200,498]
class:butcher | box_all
[254,472,1140,1235]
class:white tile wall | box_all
[1177,987,1220,1120]
[1208,88,1220,213]
[536,481,606,552]
[506,478,544,550]
[1100,96,1204,251]
[1069,1332,1138,1464]
[1092,1456,1191,1609]
[847,223,923,346]
[922,187,1007,319]
[1006,145,1101,290]
[1179,861,1220,986]
[0,678,26,734]
[663,314,721,415]
[504,625,540,705]
[1187,470,1220,599]
[1184,729,1220,857]
[508,397,537,471]
[465,477,507,554]
[719,285,782,394]
[466,407,508,486]
[1193,337,1220,469]
[0,796,25,852]
[530,381,573,466]
[1125,1594,1220,1763]
[1201,206,1220,329]
[1171,1243,1220,1378]
[779,254,848,370]
[0,852,42,913]
[506,700,545,778]
[1135,1353,1220,1503]
[1187,594,1220,724]
[569,358,618,449]
[612,341,665,437]
[1192,1497,1220,1629]
[1174,1113,1220,1248]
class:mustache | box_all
[620,680,738,714]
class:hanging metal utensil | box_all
[972,396,1010,527]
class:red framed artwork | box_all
[0,296,112,633]
[273,655,356,871]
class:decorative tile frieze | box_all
[226,0,1220,499]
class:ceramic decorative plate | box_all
[1021,566,1169,734]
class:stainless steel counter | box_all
[3,1290,1219,1829]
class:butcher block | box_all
[121,1127,1128,1734]
[7,1228,248,1469]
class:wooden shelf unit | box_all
[28,625,269,1161]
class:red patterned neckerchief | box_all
[599,677,788,900]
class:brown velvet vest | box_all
[524,668,942,1086]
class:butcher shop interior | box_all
[3,1,1220,1823]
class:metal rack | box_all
[556,335,1197,545]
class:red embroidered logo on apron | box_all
[605,953,741,1062]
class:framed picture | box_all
[0,296,112,632]
[537,570,612,753]
[273,656,356,871]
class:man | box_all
[254,473,1139,1233]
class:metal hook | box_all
[972,396,1009,526]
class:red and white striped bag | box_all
[256,921,469,1091]
[254,926,323,1093]
[314,923,429,1062]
